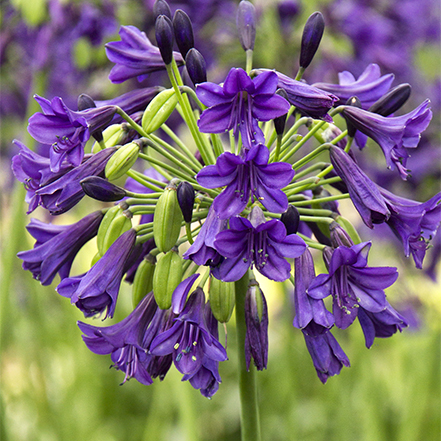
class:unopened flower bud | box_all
[153,249,184,309]
[153,181,184,253]
[332,216,362,245]
[97,205,132,256]
[80,176,127,202]
[299,11,325,69]
[329,221,354,248]
[132,255,156,307]
[98,124,130,151]
[77,93,103,142]
[274,89,289,136]
[345,96,362,137]
[280,205,300,234]
[209,277,235,323]
[177,181,195,223]
[142,88,178,133]
[153,0,171,19]
[236,0,256,51]
[368,83,412,117]
[105,142,140,180]
[185,48,207,85]
[155,15,175,65]
[173,9,194,58]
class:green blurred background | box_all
[1,0,440,440]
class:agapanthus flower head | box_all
[213,206,306,282]
[57,228,137,318]
[28,95,117,172]
[308,242,398,329]
[196,143,294,219]
[105,25,183,83]
[17,211,104,286]
[341,99,432,179]
[196,68,289,150]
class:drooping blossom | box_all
[17,211,104,286]
[196,143,294,219]
[213,206,306,282]
[57,229,137,319]
[196,68,290,150]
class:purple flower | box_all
[313,63,395,108]
[213,206,306,282]
[196,143,294,219]
[78,292,160,385]
[261,69,338,121]
[302,321,350,383]
[105,25,183,83]
[28,95,117,172]
[308,242,398,329]
[183,205,228,266]
[196,68,289,150]
[17,211,104,286]
[150,287,228,380]
[57,229,137,319]
[341,100,432,179]
[33,147,117,215]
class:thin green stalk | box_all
[292,193,351,206]
[138,152,197,182]
[235,272,261,441]
[292,143,332,171]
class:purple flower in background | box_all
[57,229,137,319]
[196,68,289,150]
[214,206,306,282]
[313,63,394,108]
[197,143,294,219]
[28,95,117,172]
[341,100,432,179]
[302,321,350,383]
[105,25,183,83]
[17,211,104,286]
[308,242,398,329]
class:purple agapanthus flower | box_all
[302,321,350,383]
[313,63,394,108]
[341,100,432,179]
[308,243,398,329]
[213,206,306,282]
[33,147,117,215]
[105,25,184,83]
[196,68,289,151]
[150,287,228,381]
[183,205,228,266]
[196,143,294,219]
[17,211,104,286]
[78,291,161,385]
[57,228,137,318]
[28,95,117,172]
[257,69,338,121]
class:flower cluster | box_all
[13,0,440,396]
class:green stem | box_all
[235,272,261,441]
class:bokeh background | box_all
[1,0,440,440]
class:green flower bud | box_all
[132,255,156,307]
[97,205,132,256]
[153,249,183,309]
[142,88,178,134]
[153,182,183,253]
[105,142,140,181]
[209,277,235,323]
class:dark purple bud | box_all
[274,88,289,136]
[345,96,362,137]
[153,0,171,19]
[155,15,175,65]
[177,181,195,222]
[80,176,127,202]
[236,0,256,51]
[280,205,300,235]
[77,94,104,142]
[173,9,194,58]
[329,221,354,248]
[368,83,412,117]
[299,11,325,69]
[185,48,207,85]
